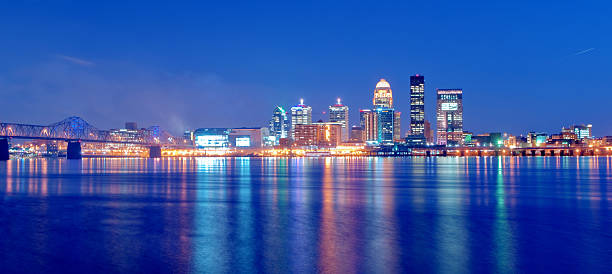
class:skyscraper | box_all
[269,106,288,144]
[329,98,349,142]
[409,75,425,136]
[376,108,395,145]
[373,79,393,108]
[360,109,377,142]
[291,99,312,139]
[436,89,463,146]
[393,111,401,141]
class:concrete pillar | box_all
[550,150,555,156]
[442,150,448,157]
[521,150,527,156]
[0,138,9,161]
[494,150,500,157]
[149,145,162,158]
[66,140,82,159]
[531,150,536,156]
[540,150,546,156]
[478,150,483,157]
[426,150,431,157]
[460,150,466,157]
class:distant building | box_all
[193,128,231,148]
[565,124,592,139]
[125,122,138,130]
[350,126,364,142]
[269,106,289,145]
[290,99,312,139]
[376,108,395,145]
[527,132,548,147]
[393,111,401,142]
[293,122,342,148]
[360,109,377,142]
[436,89,463,146]
[424,120,434,144]
[229,128,263,148]
[329,98,349,142]
[373,79,393,108]
[409,75,425,136]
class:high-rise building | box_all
[290,99,312,138]
[409,75,425,136]
[269,106,289,145]
[376,108,395,145]
[329,98,349,142]
[373,79,393,108]
[360,109,377,142]
[424,120,434,144]
[436,89,463,146]
[393,111,401,142]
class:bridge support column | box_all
[149,145,162,158]
[0,138,9,161]
[66,141,82,159]
[426,150,431,157]
[442,150,447,157]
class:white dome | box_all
[376,79,391,89]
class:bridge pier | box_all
[426,150,431,157]
[66,141,82,159]
[149,145,162,158]
[1,138,9,161]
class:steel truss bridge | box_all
[0,116,190,159]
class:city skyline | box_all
[1,1,610,136]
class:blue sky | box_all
[0,0,610,135]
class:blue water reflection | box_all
[0,157,610,273]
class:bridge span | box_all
[0,117,189,160]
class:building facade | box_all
[373,79,393,108]
[409,75,425,136]
[393,111,401,142]
[290,99,312,139]
[329,98,349,142]
[269,106,289,145]
[376,108,395,145]
[360,109,377,142]
[293,123,342,148]
[436,89,463,146]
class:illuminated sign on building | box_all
[441,102,458,111]
[195,135,228,147]
[236,137,251,147]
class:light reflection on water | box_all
[0,157,610,273]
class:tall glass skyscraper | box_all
[290,99,312,139]
[436,89,463,146]
[410,75,425,136]
[269,106,288,144]
[329,98,349,142]
[376,108,395,145]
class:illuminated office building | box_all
[436,89,463,146]
[376,108,395,145]
[329,98,349,142]
[290,99,312,138]
[360,109,377,142]
[269,106,289,145]
[567,124,592,139]
[193,128,231,148]
[373,79,393,108]
[393,111,401,141]
[409,75,425,136]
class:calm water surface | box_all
[0,157,610,273]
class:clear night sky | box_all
[1,1,610,136]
